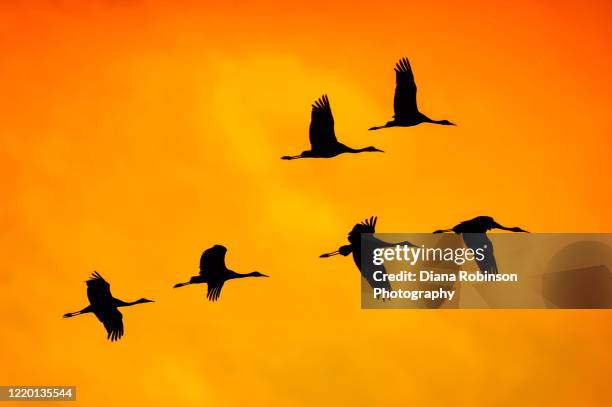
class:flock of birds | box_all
[63,246,267,341]
[63,57,528,341]
[281,57,454,160]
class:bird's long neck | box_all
[347,147,375,154]
[421,114,453,125]
[493,223,520,232]
[114,299,142,307]
[226,270,258,280]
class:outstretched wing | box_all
[359,216,377,233]
[393,57,418,119]
[353,228,391,290]
[200,245,228,301]
[199,245,227,275]
[348,216,378,246]
[462,234,498,275]
[361,234,392,293]
[206,281,225,302]
[86,272,124,341]
[309,95,337,151]
[363,266,392,292]
[86,272,114,307]
[96,308,124,341]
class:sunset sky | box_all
[1,0,612,405]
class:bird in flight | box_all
[282,95,383,160]
[63,272,154,342]
[369,57,455,130]
[433,216,529,274]
[320,216,416,293]
[173,245,268,301]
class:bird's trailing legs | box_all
[320,245,352,258]
[368,125,387,131]
[173,274,206,288]
[63,305,92,318]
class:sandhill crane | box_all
[63,272,154,342]
[173,245,268,301]
[320,216,415,292]
[369,57,455,130]
[434,216,529,274]
[282,95,383,160]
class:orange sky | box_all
[1,0,612,405]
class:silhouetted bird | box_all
[433,216,529,274]
[369,57,455,130]
[282,95,383,160]
[63,272,154,342]
[320,216,415,292]
[173,245,268,301]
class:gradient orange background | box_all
[1,0,612,405]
